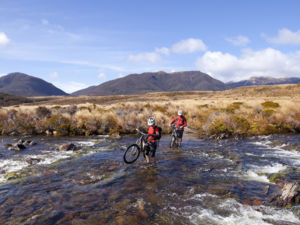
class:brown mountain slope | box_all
[73,71,226,96]
[0,72,68,96]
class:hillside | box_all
[0,92,33,106]
[227,76,300,89]
[0,73,68,96]
[72,71,227,96]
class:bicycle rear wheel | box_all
[123,144,140,164]
[170,135,176,148]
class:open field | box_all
[1,84,300,137]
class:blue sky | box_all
[0,0,300,93]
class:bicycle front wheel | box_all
[123,144,141,164]
[170,135,176,148]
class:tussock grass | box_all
[1,84,299,137]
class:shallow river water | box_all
[0,134,300,225]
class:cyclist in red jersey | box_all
[169,110,187,147]
[144,117,160,163]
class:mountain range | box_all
[72,71,227,96]
[227,76,300,89]
[0,72,300,97]
[0,73,67,96]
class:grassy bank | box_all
[1,84,299,138]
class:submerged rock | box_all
[58,143,77,151]
[269,181,300,207]
[27,158,42,165]
[4,139,37,151]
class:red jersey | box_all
[170,115,187,130]
[147,126,159,142]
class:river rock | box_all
[17,139,37,146]
[22,210,64,225]
[27,158,42,165]
[58,143,77,151]
[269,181,300,206]
[5,143,26,151]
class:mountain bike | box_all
[123,129,148,164]
[169,125,178,148]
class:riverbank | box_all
[0,84,299,138]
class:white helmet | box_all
[178,110,183,116]
[148,117,156,126]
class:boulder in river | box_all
[269,181,300,207]
[5,143,26,151]
[58,143,77,151]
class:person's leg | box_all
[178,138,182,147]
[144,145,150,163]
[145,155,150,163]
[151,143,157,163]
[178,130,184,147]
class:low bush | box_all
[261,101,280,108]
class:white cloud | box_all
[41,19,49,25]
[266,28,300,45]
[49,72,59,78]
[226,35,250,46]
[195,48,300,81]
[0,32,10,47]
[98,72,106,79]
[155,47,170,55]
[53,81,89,93]
[172,38,207,53]
[128,52,162,63]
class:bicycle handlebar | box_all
[136,128,146,135]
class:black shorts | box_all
[144,142,157,157]
[176,130,184,139]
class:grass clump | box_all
[261,101,280,108]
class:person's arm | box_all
[169,117,177,125]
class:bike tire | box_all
[123,144,140,164]
[170,135,176,148]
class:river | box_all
[0,134,300,225]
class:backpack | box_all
[175,115,186,126]
[156,126,162,140]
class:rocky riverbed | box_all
[0,134,300,224]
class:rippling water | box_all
[0,134,300,224]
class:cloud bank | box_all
[172,38,207,53]
[266,28,300,45]
[0,32,10,47]
[226,35,250,46]
[128,38,207,63]
[195,48,300,81]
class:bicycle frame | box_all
[135,129,147,152]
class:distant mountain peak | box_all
[0,72,68,96]
[227,76,300,88]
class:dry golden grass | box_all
[0,84,299,137]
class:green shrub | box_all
[222,102,243,113]
[153,105,167,113]
[261,101,280,108]
[209,121,233,135]
[46,115,70,130]
[36,106,52,118]
[263,109,275,117]
[56,124,70,136]
[233,117,250,135]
